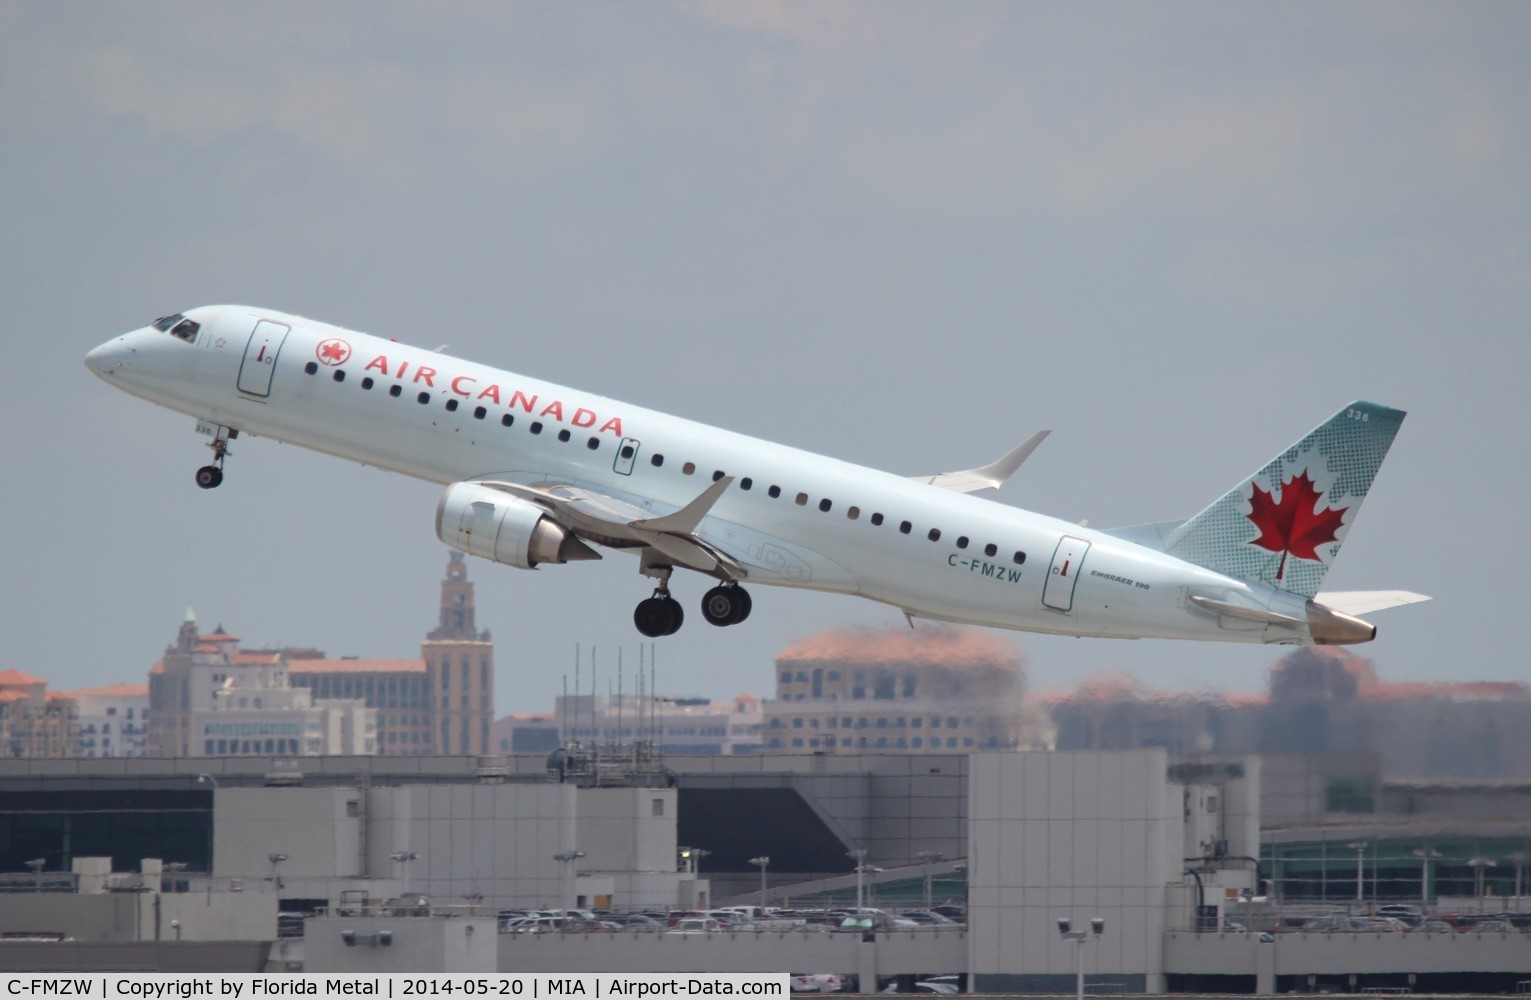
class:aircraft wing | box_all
[912,430,1050,493]
[473,479,744,578]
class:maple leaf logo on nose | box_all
[317,339,351,365]
[1246,470,1347,580]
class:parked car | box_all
[1376,904,1424,927]
[666,917,723,935]
[791,974,847,994]
[898,910,958,925]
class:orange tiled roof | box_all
[0,669,44,686]
[233,652,283,665]
[66,683,150,699]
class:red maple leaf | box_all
[1245,470,1347,580]
[319,340,348,362]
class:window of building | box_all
[652,798,664,817]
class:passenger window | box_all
[361,377,374,390]
[304,362,318,375]
[558,429,571,442]
[927,528,940,541]
[683,462,696,475]
[847,506,860,520]
[899,521,912,534]
[1013,551,1026,565]
[871,513,884,526]
[501,414,513,427]
[957,536,969,549]
[984,543,998,557]
[795,493,809,506]
[587,437,600,450]
[768,485,781,498]
[474,406,487,419]
[621,445,635,460]
[819,498,832,513]
[444,397,457,410]
[712,470,726,482]
[389,385,403,398]
[333,370,345,382]
[530,422,543,434]
[651,454,664,467]
[417,391,430,404]
[740,477,752,490]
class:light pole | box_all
[553,850,586,927]
[1347,841,1367,904]
[267,853,287,893]
[916,851,945,910]
[389,851,419,895]
[1058,916,1104,1000]
[1508,852,1527,909]
[1467,857,1497,903]
[196,773,218,789]
[690,848,711,876]
[848,849,868,910]
[748,856,770,911]
[1412,847,1442,905]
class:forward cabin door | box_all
[238,320,290,397]
[1042,535,1091,613]
[613,437,641,476]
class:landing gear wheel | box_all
[195,465,224,490]
[702,585,752,626]
[634,595,685,637]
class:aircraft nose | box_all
[85,335,133,377]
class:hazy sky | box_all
[3,2,1528,717]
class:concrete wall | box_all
[499,927,966,979]
[213,786,362,880]
[305,915,497,972]
[1164,929,1531,977]
[578,786,677,873]
[968,751,1179,992]
[0,890,275,943]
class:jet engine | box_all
[436,482,600,569]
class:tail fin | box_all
[1162,402,1406,598]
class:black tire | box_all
[701,586,737,627]
[634,597,676,638]
[662,596,684,635]
[195,466,223,489]
[731,587,752,624]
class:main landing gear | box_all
[632,570,752,638]
[195,425,237,490]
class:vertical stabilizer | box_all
[1164,402,1405,598]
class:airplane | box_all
[86,306,1427,643]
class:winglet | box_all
[632,477,734,535]
[914,430,1051,493]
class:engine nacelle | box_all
[436,482,600,569]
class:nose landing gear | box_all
[195,424,237,490]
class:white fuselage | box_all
[86,305,1320,644]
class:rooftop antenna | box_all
[617,646,624,753]
[591,646,599,747]
[573,644,580,747]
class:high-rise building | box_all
[422,552,494,755]
[69,683,149,758]
[0,669,77,759]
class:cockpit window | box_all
[151,313,200,343]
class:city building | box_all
[497,692,763,756]
[144,555,492,757]
[69,683,149,758]
[761,625,1051,752]
[0,669,77,759]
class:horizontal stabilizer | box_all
[1314,590,1431,616]
[914,430,1050,493]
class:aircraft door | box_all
[237,320,290,397]
[1042,535,1091,613]
[613,437,640,476]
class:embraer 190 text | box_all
[87,307,1428,642]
